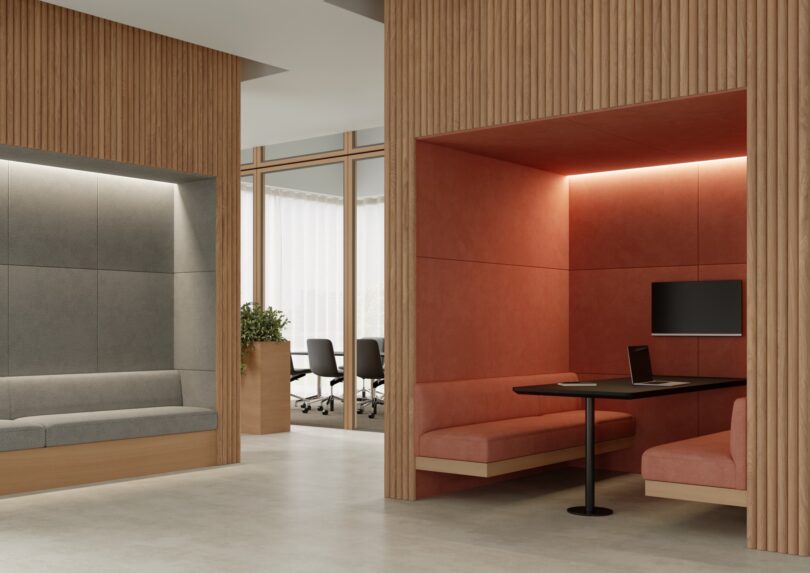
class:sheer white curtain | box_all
[240,176,254,305]
[264,186,344,353]
[356,195,385,339]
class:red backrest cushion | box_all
[730,396,747,489]
[413,373,582,438]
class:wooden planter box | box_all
[240,341,291,434]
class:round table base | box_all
[567,506,613,517]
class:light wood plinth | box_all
[0,431,217,497]
[240,341,291,434]
[415,437,633,479]
[645,480,747,508]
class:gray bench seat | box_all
[16,406,217,447]
[0,420,46,452]
[0,370,217,451]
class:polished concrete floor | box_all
[0,427,804,572]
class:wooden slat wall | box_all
[748,0,810,556]
[385,0,810,555]
[0,0,242,465]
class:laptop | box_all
[627,345,688,386]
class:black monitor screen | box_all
[651,280,742,336]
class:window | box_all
[240,175,254,305]
[264,163,345,354]
[355,156,385,341]
[353,126,384,148]
[263,132,345,162]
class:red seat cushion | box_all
[641,431,739,489]
[418,410,635,463]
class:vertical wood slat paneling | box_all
[0,0,241,466]
[385,0,810,556]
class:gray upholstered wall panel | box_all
[0,160,8,265]
[98,270,174,372]
[174,179,216,273]
[6,370,182,418]
[179,370,216,409]
[174,272,215,371]
[98,174,174,272]
[8,266,98,375]
[8,162,98,269]
[0,265,7,377]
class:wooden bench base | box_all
[415,437,634,478]
[645,479,747,507]
[0,431,218,496]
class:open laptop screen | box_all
[628,345,653,384]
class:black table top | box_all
[513,376,745,399]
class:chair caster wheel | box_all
[368,414,375,419]
[322,410,328,416]
[317,406,323,411]
[357,409,363,414]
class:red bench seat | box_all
[420,410,634,463]
[641,397,746,506]
[414,373,635,478]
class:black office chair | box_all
[356,337,384,404]
[306,339,344,415]
[356,338,384,419]
[290,357,312,413]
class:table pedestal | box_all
[567,397,613,517]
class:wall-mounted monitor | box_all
[651,280,743,337]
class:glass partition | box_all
[353,155,385,428]
[264,162,345,405]
[354,156,385,341]
[240,174,254,305]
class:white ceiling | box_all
[44,0,384,149]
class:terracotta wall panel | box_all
[570,159,746,473]
[416,142,568,269]
[570,266,700,375]
[416,257,568,383]
[570,164,699,269]
[698,157,748,264]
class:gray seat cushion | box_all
[7,371,183,419]
[17,406,217,447]
[0,419,46,452]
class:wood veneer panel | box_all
[0,431,218,496]
[0,0,240,466]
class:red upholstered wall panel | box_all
[415,142,570,384]
[569,158,747,472]
[570,164,699,270]
[698,158,748,265]
[414,142,570,497]
[416,142,569,269]
[416,258,569,382]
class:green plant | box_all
[240,303,290,373]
